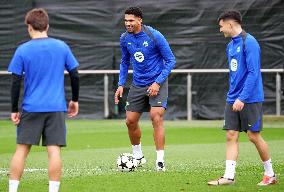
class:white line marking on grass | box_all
[0,168,48,174]
[0,170,8,174]
[24,168,47,172]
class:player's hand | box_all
[68,101,79,118]
[147,82,160,97]
[232,99,244,112]
[115,86,124,104]
[11,112,20,125]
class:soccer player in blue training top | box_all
[8,8,80,192]
[208,10,277,186]
[114,7,176,171]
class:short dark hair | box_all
[125,7,143,19]
[25,8,49,32]
[218,10,242,24]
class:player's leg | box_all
[247,131,270,161]
[245,102,276,185]
[125,85,149,164]
[150,106,166,171]
[208,103,239,185]
[223,103,241,181]
[9,111,44,192]
[47,146,62,180]
[244,103,269,160]
[9,144,32,179]
[125,111,145,164]
[126,111,142,145]
[149,80,168,171]
[224,130,239,178]
[208,130,239,185]
[9,144,32,192]
[47,145,61,192]
[247,131,276,185]
[43,112,66,192]
[150,107,165,150]
[208,132,239,186]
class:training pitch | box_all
[0,118,283,191]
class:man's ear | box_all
[28,24,33,32]
[228,20,235,29]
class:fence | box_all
[2,69,282,120]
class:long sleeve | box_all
[154,31,176,84]
[238,39,261,102]
[10,73,22,112]
[118,37,130,86]
[69,67,80,102]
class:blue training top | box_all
[8,37,79,112]
[118,25,176,87]
[226,32,264,104]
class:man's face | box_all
[219,19,233,38]
[124,14,142,33]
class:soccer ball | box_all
[116,153,138,172]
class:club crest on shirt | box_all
[230,59,238,71]
[143,41,148,47]
[134,52,144,62]
[237,46,240,52]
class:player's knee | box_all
[125,118,137,127]
[226,131,238,142]
[247,131,259,143]
[16,144,31,157]
[150,112,162,124]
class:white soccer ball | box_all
[116,153,138,172]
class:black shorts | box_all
[223,102,263,132]
[17,111,66,146]
[126,80,168,113]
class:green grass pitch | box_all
[0,118,283,191]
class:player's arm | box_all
[147,31,176,96]
[69,67,79,102]
[238,39,260,102]
[68,67,79,117]
[8,47,24,125]
[115,37,130,104]
[154,31,176,85]
[64,42,80,117]
[233,39,260,111]
[226,43,243,111]
[10,73,22,125]
[118,36,130,87]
